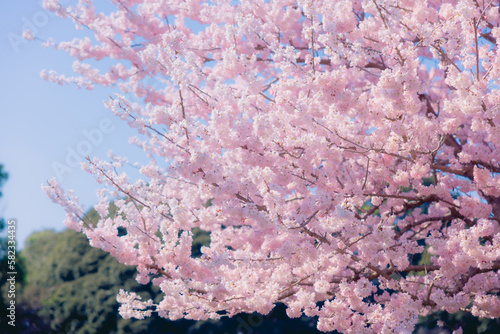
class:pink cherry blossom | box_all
[37,0,500,332]
[22,28,35,41]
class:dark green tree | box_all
[19,228,168,333]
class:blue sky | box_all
[0,1,146,249]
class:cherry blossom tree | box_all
[38,0,500,332]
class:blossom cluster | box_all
[38,0,500,332]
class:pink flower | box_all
[22,29,35,40]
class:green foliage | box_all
[20,228,162,333]
[191,227,210,258]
